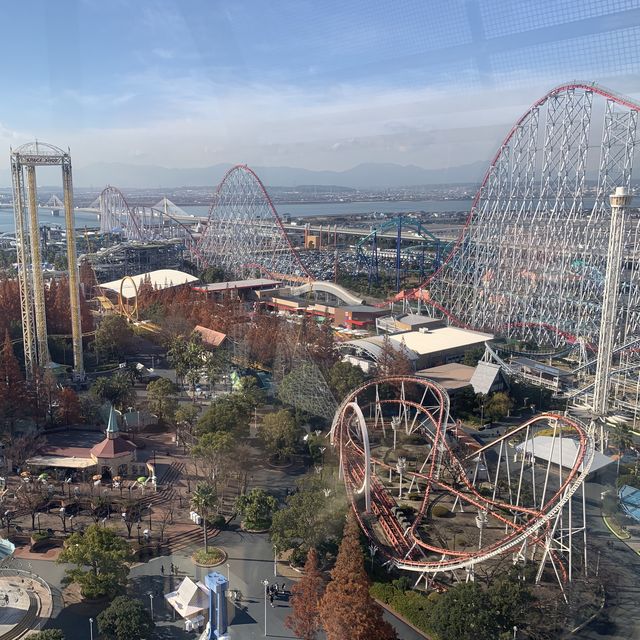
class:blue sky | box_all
[1,0,640,172]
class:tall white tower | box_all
[592,186,633,450]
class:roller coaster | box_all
[355,217,451,291]
[330,376,594,593]
[92,81,640,428]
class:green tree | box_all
[29,631,65,640]
[175,403,200,449]
[93,315,133,361]
[463,346,485,367]
[97,596,154,640]
[146,377,178,424]
[270,476,346,564]
[259,409,299,461]
[197,395,249,437]
[235,375,265,411]
[191,430,235,490]
[236,488,278,530]
[58,525,133,598]
[610,421,633,454]
[485,391,514,424]
[167,333,207,396]
[327,360,365,400]
[488,574,532,633]
[429,581,498,640]
[91,371,136,411]
[451,386,476,418]
[199,266,226,283]
[190,482,217,552]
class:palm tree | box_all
[190,482,217,552]
[610,421,632,451]
[610,421,633,475]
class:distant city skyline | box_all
[1,1,640,176]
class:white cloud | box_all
[10,70,640,174]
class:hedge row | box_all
[370,582,437,634]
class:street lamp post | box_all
[396,457,407,499]
[368,543,378,571]
[273,546,278,577]
[149,593,154,620]
[89,617,94,640]
[261,578,269,636]
[226,562,230,588]
[513,625,518,639]
[391,416,400,450]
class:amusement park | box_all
[2,2,640,639]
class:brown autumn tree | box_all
[377,334,414,376]
[0,331,25,434]
[57,387,82,426]
[319,514,398,640]
[286,547,326,640]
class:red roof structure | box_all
[194,326,227,348]
[90,437,136,459]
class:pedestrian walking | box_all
[281,582,286,593]
[170,562,175,575]
[160,564,165,576]
[269,592,274,607]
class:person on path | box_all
[170,562,175,575]
[269,592,274,608]
[160,564,165,576]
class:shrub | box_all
[392,576,412,592]
[31,531,52,542]
[432,505,450,518]
[210,515,226,528]
[370,582,398,604]
[370,583,434,633]
[193,547,224,566]
[398,504,417,518]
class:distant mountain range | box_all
[57,160,488,189]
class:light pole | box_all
[513,625,518,639]
[273,546,278,577]
[226,562,231,589]
[391,416,400,450]
[261,578,269,636]
[396,457,407,499]
[89,617,94,640]
[368,543,378,571]
[149,593,154,620]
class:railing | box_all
[0,565,60,632]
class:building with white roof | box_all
[341,325,493,371]
[515,435,613,477]
[98,269,198,300]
